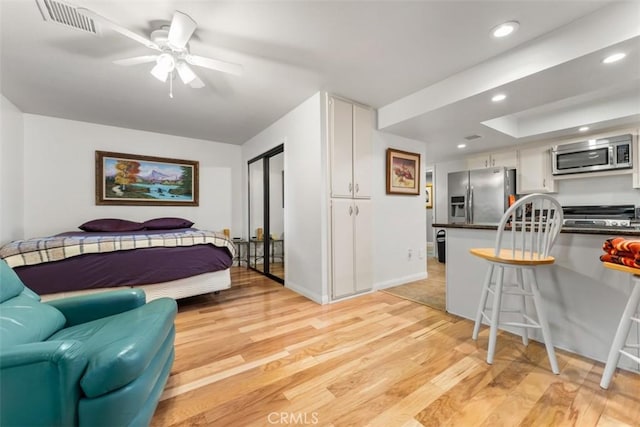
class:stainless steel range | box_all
[562,205,636,228]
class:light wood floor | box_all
[383,258,446,310]
[151,267,640,426]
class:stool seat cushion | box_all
[470,248,555,265]
[603,262,640,276]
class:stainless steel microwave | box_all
[552,134,633,175]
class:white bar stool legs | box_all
[472,263,559,374]
[528,268,559,374]
[600,273,640,389]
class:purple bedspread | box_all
[14,228,233,295]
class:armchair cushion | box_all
[48,297,177,398]
[1,294,66,346]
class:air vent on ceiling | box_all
[35,0,100,35]
[464,134,482,141]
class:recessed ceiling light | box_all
[602,52,626,64]
[491,93,507,102]
[457,144,467,149]
[579,126,589,132]
[491,21,519,38]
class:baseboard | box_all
[374,272,428,291]
[285,281,328,304]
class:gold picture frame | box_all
[95,151,199,206]
[386,148,421,195]
[425,184,433,209]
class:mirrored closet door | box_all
[247,144,284,284]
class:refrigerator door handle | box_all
[465,185,470,223]
[469,186,474,223]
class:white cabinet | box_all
[517,145,556,194]
[467,150,517,170]
[331,199,372,299]
[329,96,372,198]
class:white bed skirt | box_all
[40,269,231,302]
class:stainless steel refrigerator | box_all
[448,167,516,225]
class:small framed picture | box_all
[425,184,433,209]
[386,148,421,195]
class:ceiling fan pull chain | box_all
[169,71,174,98]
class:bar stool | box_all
[600,262,640,389]
[471,194,564,374]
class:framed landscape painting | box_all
[95,151,199,206]
[386,148,421,195]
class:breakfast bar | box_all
[434,223,640,373]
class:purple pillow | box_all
[142,217,194,230]
[79,218,144,232]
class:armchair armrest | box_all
[46,289,146,326]
[1,340,88,426]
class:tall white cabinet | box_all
[330,96,372,198]
[328,94,373,299]
[331,199,372,299]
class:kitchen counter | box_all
[438,227,640,373]
[433,223,640,236]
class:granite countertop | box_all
[433,223,640,237]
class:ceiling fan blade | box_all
[168,11,197,49]
[186,55,243,76]
[77,7,159,51]
[189,75,205,89]
[113,56,158,66]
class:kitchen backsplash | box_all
[554,174,638,207]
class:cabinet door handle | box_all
[349,182,353,193]
[355,205,359,215]
[355,183,359,193]
[492,158,495,166]
[543,178,546,188]
[485,159,488,167]
[349,206,353,216]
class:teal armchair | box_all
[0,259,177,427]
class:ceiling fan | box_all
[77,7,242,96]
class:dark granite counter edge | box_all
[432,223,640,237]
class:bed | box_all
[0,223,236,302]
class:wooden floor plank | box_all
[151,267,640,427]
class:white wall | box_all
[242,92,325,302]
[22,115,242,238]
[0,95,25,244]
[372,131,428,288]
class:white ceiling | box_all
[1,0,639,161]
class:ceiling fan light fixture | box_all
[176,61,197,85]
[150,62,170,82]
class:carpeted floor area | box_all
[382,257,446,310]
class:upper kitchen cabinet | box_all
[517,145,556,194]
[329,95,373,198]
[467,150,517,170]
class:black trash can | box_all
[436,230,446,263]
